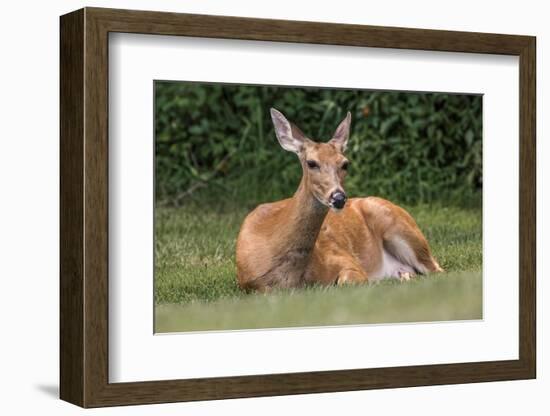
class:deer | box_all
[236,108,443,292]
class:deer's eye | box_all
[306,160,320,169]
[341,161,350,171]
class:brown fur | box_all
[236,110,442,291]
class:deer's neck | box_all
[278,177,329,255]
[256,176,329,289]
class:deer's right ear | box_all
[270,108,304,154]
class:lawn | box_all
[154,202,482,332]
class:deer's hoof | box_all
[398,271,412,282]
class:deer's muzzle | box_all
[329,191,347,210]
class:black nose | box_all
[330,191,347,209]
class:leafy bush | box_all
[155,82,482,206]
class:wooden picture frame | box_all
[60,7,536,408]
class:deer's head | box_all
[270,108,351,211]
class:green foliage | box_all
[155,81,482,206]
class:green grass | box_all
[155,202,482,332]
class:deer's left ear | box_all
[329,112,351,152]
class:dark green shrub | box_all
[155,82,481,207]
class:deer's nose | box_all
[330,190,347,209]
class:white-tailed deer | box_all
[236,108,443,291]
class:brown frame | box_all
[60,7,536,408]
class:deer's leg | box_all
[358,197,443,275]
[385,229,443,274]
[334,258,369,286]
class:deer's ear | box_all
[270,108,305,154]
[329,111,351,152]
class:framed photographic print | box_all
[60,7,536,408]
